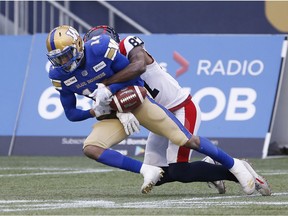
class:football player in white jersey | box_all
[83,25,271,196]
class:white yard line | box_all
[0,168,287,212]
[0,193,288,212]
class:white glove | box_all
[92,99,112,118]
[116,112,140,136]
[89,83,112,106]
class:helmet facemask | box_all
[47,45,83,72]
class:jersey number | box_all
[128,36,144,48]
[144,82,159,99]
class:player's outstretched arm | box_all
[60,91,94,122]
[102,46,147,85]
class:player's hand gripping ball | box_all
[110,86,147,112]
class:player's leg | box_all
[134,96,233,169]
[133,97,255,194]
[166,98,200,165]
[83,119,163,193]
[165,100,234,192]
[183,136,255,194]
[143,132,169,167]
[168,161,237,182]
[143,132,175,184]
[132,97,191,146]
[143,131,236,188]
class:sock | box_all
[198,136,234,169]
[97,149,142,173]
[168,162,238,183]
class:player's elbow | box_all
[64,110,80,122]
[66,114,79,122]
[133,61,146,75]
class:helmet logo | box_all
[66,27,80,42]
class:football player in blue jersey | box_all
[82,26,271,196]
[46,25,256,195]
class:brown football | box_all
[110,86,147,112]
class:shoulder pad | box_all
[86,35,118,61]
[121,36,144,57]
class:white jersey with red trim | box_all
[119,35,189,110]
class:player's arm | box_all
[59,90,95,121]
[89,35,142,94]
[49,69,95,121]
[108,49,144,94]
[102,46,147,86]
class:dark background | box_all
[69,1,283,34]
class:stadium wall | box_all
[0,34,286,158]
[69,1,287,34]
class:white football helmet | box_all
[83,25,120,43]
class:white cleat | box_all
[202,156,226,194]
[140,164,164,194]
[229,158,255,195]
[242,159,272,196]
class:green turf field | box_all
[0,156,287,215]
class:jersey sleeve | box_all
[59,90,93,122]
[119,36,144,57]
[48,68,93,121]
[88,34,119,61]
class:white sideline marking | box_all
[1,192,288,212]
[0,167,287,178]
[263,170,288,175]
[0,167,92,170]
[0,167,287,212]
[0,168,115,177]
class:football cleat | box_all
[242,160,272,196]
[202,156,226,194]
[140,164,164,194]
[229,158,255,195]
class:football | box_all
[110,85,147,112]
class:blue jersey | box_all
[48,34,144,121]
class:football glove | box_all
[116,112,140,136]
[92,99,112,118]
[89,83,112,106]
